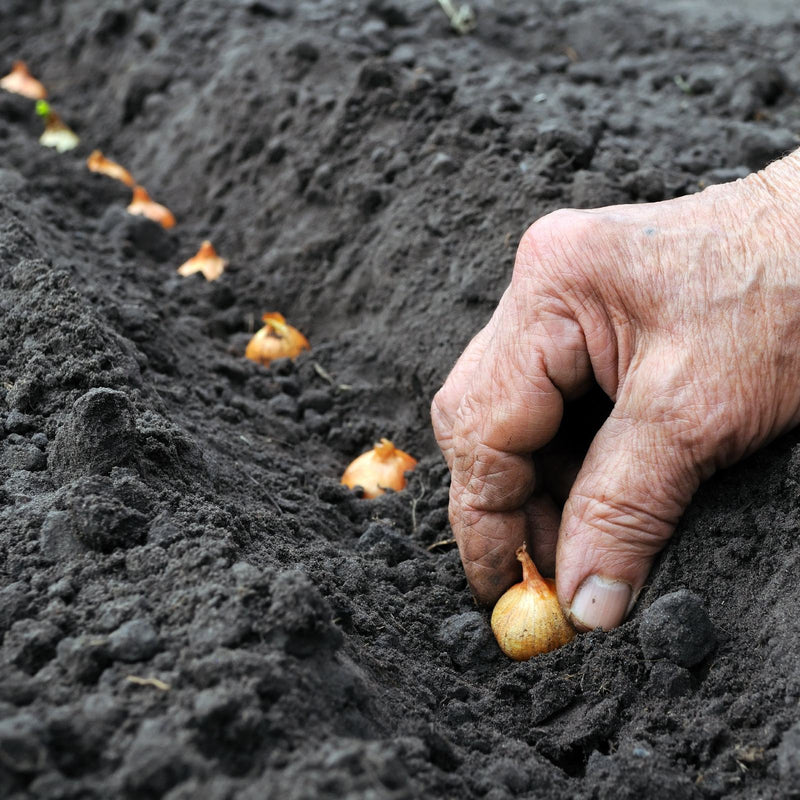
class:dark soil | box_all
[1,1,799,798]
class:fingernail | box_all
[569,575,632,631]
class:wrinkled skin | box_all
[432,151,800,631]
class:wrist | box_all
[741,148,800,435]
[744,148,800,249]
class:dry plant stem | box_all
[426,538,456,551]
[125,675,170,691]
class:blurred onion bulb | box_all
[177,240,227,281]
[245,312,310,366]
[491,544,575,660]
[127,185,176,229]
[36,101,79,152]
[1,61,47,99]
[341,438,417,499]
[87,150,134,186]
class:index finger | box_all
[448,290,591,604]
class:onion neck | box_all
[517,544,549,593]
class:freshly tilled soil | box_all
[1,1,799,798]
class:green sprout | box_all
[35,99,51,117]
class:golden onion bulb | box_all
[177,240,227,281]
[491,544,575,660]
[245,312,310,366]
[341,438,417,499]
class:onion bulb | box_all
[0,61,47,100]
[245,312,310,366]
[36,101,79,152]
[87,150,135,187]
[127,185,176,229]
[491,544,575,660]
[177,240,227,281]
[341,438,417,498]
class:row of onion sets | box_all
[5,62,577,661]
[1,60,418,503]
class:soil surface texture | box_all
[1,1,799,798]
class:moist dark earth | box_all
[1,1,799,798]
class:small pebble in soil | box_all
[437,611,497,671]
[107,618,161,663]
[56,635,111,684]
[427,152,459,176]
[356,520,419,566]
[268,393,299,418]
[639,589,717,667]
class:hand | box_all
[431,152,800,630]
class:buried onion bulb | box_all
[490,543,575,660]
[341,438,417,498]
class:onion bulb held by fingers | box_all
[245,312,310,366]
[341,438,417,499]
[1,61,47,99]
[127,186,176,229]
[177,241,227,281]
[491,544,575,660]
[87,150,135,186]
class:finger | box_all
[452,506,528,605]
[556,404,704,631]
[431,319,497,470]
[449,292,593,603]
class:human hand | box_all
[431,152,800,630]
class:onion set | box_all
[177,241,227,281]
[127,185,176,229]
[245,312,310,366]
[36,101,79,152]
[87,150,135,187]
[341,438,417,498]
[490,544,575,660]
[0,61,47,100]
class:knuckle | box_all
[456,446,532,512]
[518,209,599,273]
[455,511,507,571]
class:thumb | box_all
[556,408,705,631]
